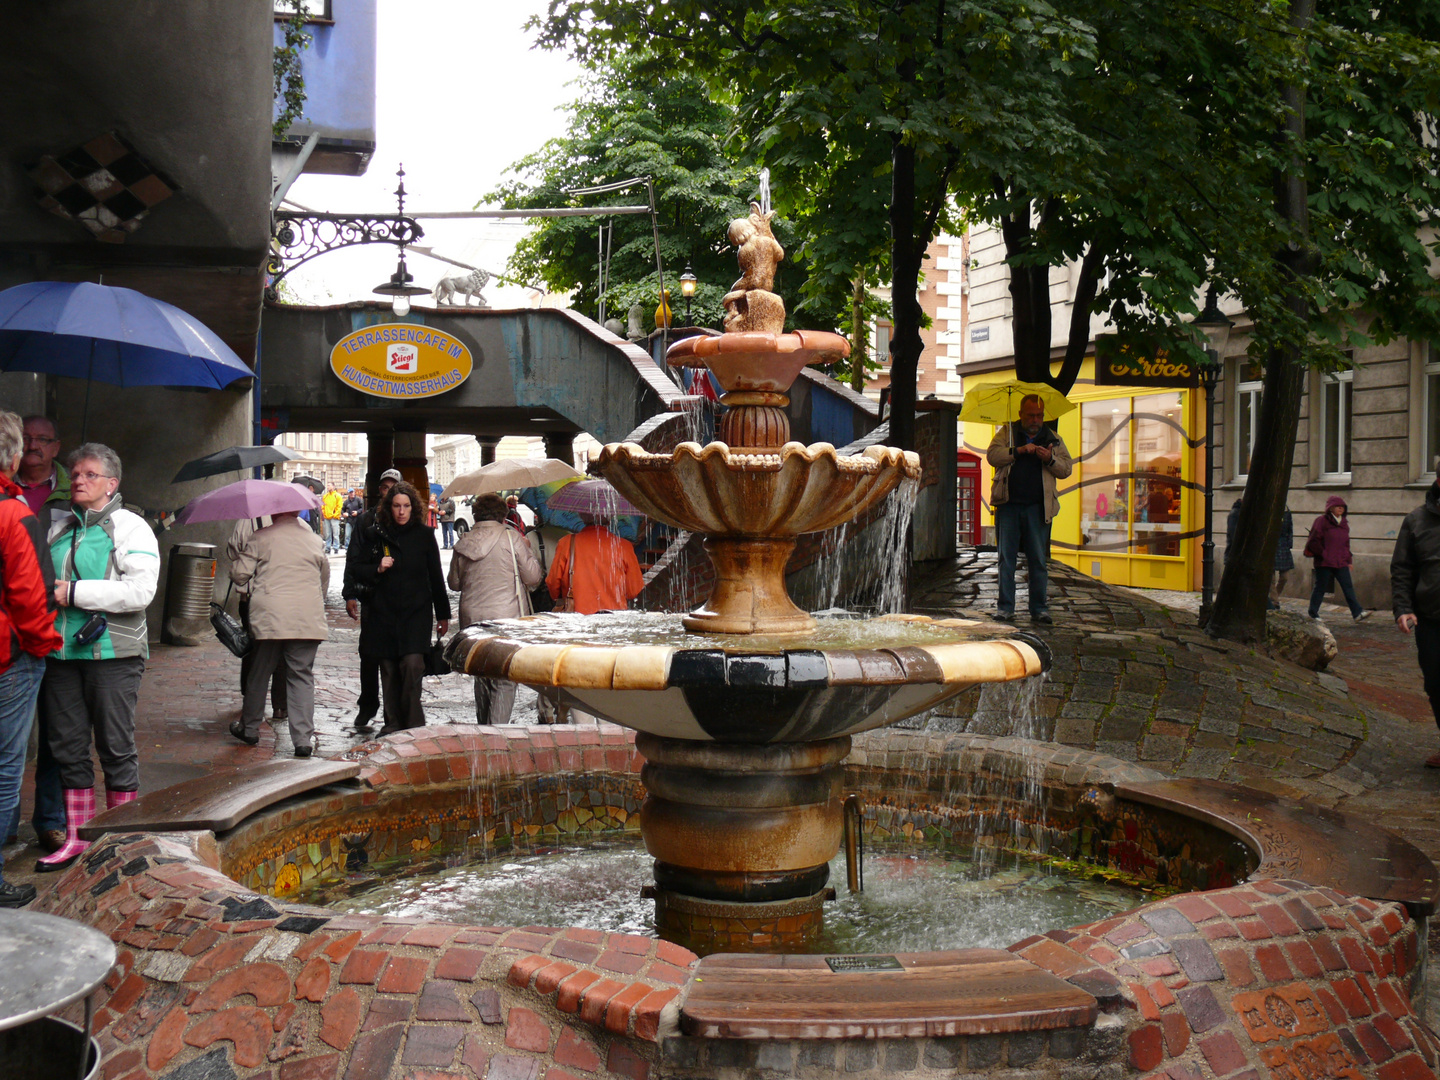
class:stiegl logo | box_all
[387,343,418,374]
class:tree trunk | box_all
[850,275,868,392]
[1000,198,1055,387]
[1207,0,1315,643]
[1052,243,1106,397]
[889,135,921,452]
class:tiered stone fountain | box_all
[448,202,1049,951]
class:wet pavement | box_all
[5,548,1439,916]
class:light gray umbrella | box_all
[441,457,582,499]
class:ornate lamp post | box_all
[679,264,697,324]
[370,166,430,317]
[1194,288,1233,626]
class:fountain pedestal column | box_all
[637,733,848,952]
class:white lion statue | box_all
[433,269,491,307]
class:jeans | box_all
[341,521,352,548]
[324,518,341,552]
[0,653,45,874]
[29,704,62,833]
[996,500,1050,616]
[1415,618,1440,730]
[1308,566,1362,618]
[441,521,455,548]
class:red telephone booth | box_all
[956,450,983,547]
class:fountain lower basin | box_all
[445,612,1045,743]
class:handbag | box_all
[506,533,533,617]
[211,580,252,658]
[422,634,450,677]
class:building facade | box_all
[939,217,1427,608]
[274,431,368,492]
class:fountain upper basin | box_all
[446,612,1048,744]
[597,440,920,537]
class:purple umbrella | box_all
[544,478,643,518]
[175,479,321,525]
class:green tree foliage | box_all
[489,54,844,335]
[532,0,1103,449]
[272,0,312,139]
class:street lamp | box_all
[371,165,429,316]
[1194,287,1233,626]
[679,264,697,324]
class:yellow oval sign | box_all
[329,323,473,399]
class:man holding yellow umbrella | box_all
[963,381,1074,625]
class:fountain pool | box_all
[292,837,1156,957]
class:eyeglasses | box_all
[72,471,113,482]
[23,436,58,445]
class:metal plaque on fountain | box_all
[825,955,904,973]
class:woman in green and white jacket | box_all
[36,443,158,871]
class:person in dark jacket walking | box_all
[1392,481,1440,765]
[343,470,399,731]
[1305,495,1368,621]
[348,481,450,733]
[1225,499,1294,611]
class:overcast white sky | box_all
[283,1,580,308]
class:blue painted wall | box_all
[273,0,377,147]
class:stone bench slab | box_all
[680,948,1097,1039]
[1117,777,1439,914]
[78,759,362,839]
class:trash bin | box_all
[162,541,217,647]
[0,1015,99,1080]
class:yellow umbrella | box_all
[958,380,1075,425]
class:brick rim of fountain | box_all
[35,723,1440,1080]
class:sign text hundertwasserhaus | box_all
[329,324,474,400]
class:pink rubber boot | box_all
[36,787,96,872]
[106,790,138,810]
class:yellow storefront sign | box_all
[329,324,473,399]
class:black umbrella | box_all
[171,444,302,483]
[290,474,325,494]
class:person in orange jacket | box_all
[547,522,644,614]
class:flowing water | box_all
[301,836,1147,954]
[465,607,1008,653]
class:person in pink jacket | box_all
[1305,495,1369,621]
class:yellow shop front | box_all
[960,358,1204,592]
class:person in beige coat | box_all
[447,494,543,723]
[228,511,330,756]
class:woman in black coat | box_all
[351,481,450,732]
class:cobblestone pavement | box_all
[910,552,1440,869]
[6,549,1440,902]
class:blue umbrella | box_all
[429,482,445,496]
[0,281,253,437]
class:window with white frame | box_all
[1317,370,1353,480]
[1233,361,1263,480]
[1424,345,1440,476]
[872,322,892,369]
[274,0,331,19]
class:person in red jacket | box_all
[1305,494,1369,622]
[0,410,63,907]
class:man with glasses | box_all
[17,416,68,534]
[9,416,66,856]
